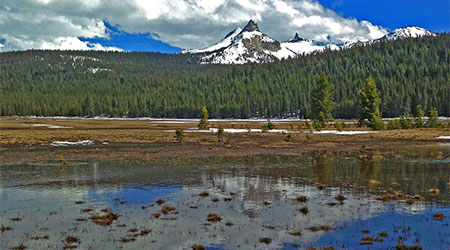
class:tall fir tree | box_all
[311,73,335,128]
[198,106,209,129]
[358,77,384,130]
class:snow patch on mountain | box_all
[381,26,436,41]
[183,21,435,65]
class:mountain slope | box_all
[183,21,436,64]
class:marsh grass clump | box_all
[161,205,176,215]
[334,194,346,202]
[433,212,446,221]
[309,225,333,232]
[152,213,161,218]
[120,236,136,243]
[395,243,423,250]
[199,192,209,197]
[315,182,326,190]
[378,232,388,237]
[259,237,272,244]
[225,221,234,227]
[289,231,301,237]
[11,243,27,250]
[311,247,336,250]
[80,208,93,213]
[211,197,220,202]
[428,188,439,194]
[1,225,12,232]
[296,196,308,202]
[207,213,222,222]
[192,244,205,250]
[31,235,49,240]
[406,198,414,205]
[362,229,370,234]
[156,198,165,205]
[299,206,309,215]
[319,225,332,231]
[65,235,80,245]
[89,210,119,226]
[264,225,275,230]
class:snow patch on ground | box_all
[437,136,450,140]
[49,140,94,147]
[32,124,73,129]
[168,128,374,135]
[311,130,374,135]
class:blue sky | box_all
[319,0,450,33]
[80,23,183,53]
[1,0,448,53]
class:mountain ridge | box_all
[182,21,436,64]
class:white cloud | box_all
[0,0,388,51]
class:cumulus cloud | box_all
[0,0,388,51]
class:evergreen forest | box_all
[0,34,448,118]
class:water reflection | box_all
[0,146,448,249]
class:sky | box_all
[0,0,448,53]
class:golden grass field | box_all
[0,117,448,164]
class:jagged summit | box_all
[287,33,306,43]
[242,20,260,32]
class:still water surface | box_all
[0,145,449,249]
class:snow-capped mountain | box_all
[184,20,294,64]
[377,26,436,41]
[182,21,435,64]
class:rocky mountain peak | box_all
[288,33,306,43]
[242,20,260,32]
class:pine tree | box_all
[358,77,384,130]
[198,106,209,129]
[425,107,439,128]
[175,128,185,142]
[311,73,335,128]
[414,104,424,128]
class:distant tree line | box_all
[0,34,448,118]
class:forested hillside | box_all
[0,34,448,118]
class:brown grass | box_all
[89,210,119,226]
[207,213,222,222]
[161,205,176,215]
[433,212,446,221]
[1,118,448,165]
[296,196,308,202]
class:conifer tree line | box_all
[0,34,448,118]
